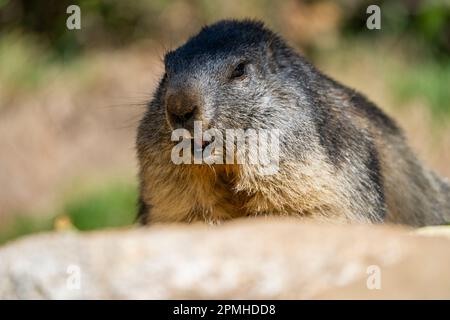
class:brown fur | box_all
[136,20,450,226]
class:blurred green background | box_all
[0,0,449,244]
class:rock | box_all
[415,225,450,239]
[0,218,450,299]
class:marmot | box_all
[136,20,450,226]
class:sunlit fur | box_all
[136,20,450,226]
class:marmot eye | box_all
[230,62,246,80]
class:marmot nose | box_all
[166,91,199,130]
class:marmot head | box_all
[161,19,309,134]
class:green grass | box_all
[64,182,137,231]
[0,214,54,245]
[391,60,450,120]
[0,32,94,104]
[0,180,138,245]
[0,33,53,95]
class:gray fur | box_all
[136,20,450,226]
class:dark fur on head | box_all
[136,19,450,226]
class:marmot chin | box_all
[136,20,450,226]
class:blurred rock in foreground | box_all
[1,218,450,299]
